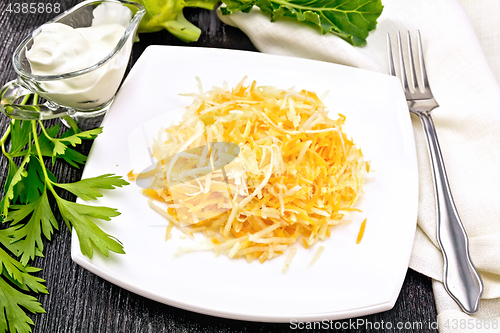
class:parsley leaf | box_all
[58,127,102,146]
[5,191,59,265]
[55,199,124,258]
[0,229,23,257]
[0,96,128,333]
[8,120,31,155]
[13,154,45,205]
[0,160,20,213]
[56,174,129,200]
[0,276,45,333]
[37,123,90,167]
[44,127,102,157]
[58,148,88,168]
[0,248,46,294]
[1,155,30,217]
[0,246,46,333]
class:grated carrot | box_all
[141,77,370,262]
[356,218,367,244]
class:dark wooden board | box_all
[0,1,438,331]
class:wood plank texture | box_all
[0,1,438,332]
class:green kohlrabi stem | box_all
[62,116,80,133]
[0,126,12,156]
[0,94,31,156]
[38,120,56,144]
[31,96,56,195]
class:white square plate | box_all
[71,45,418,322]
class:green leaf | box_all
[36,124,88,167]
[60,149,88,168]
[0,159,20,214]
[6,191,58,265]
[0,247,46,333]
[0,276,45,333]
[0,229,22,257]
[51,140,67,157]
[57,127,102,147]
[0,247,26,284]
[55,198,124,259]
[21,266,47,294]
[8,120,31,155]
[2,266,47,295]
[0,115,127,332]
[221,0,384,46]
[1,155,30,218]
[220,0,254,13]
[0,153,43,209]
[55,174,129,201]
[49,127,103,157]
[0,248,46,294]
[15,154,45,205]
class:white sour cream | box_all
[26,3,133,109]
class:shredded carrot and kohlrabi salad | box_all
[130,77,370,263]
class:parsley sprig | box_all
[0,95,128,333]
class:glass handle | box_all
[0,79,71,121]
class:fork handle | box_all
[419,112,483,314]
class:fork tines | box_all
[387,31,433,99]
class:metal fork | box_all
[387,31,483,314]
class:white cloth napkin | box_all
[218,0,500,331]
